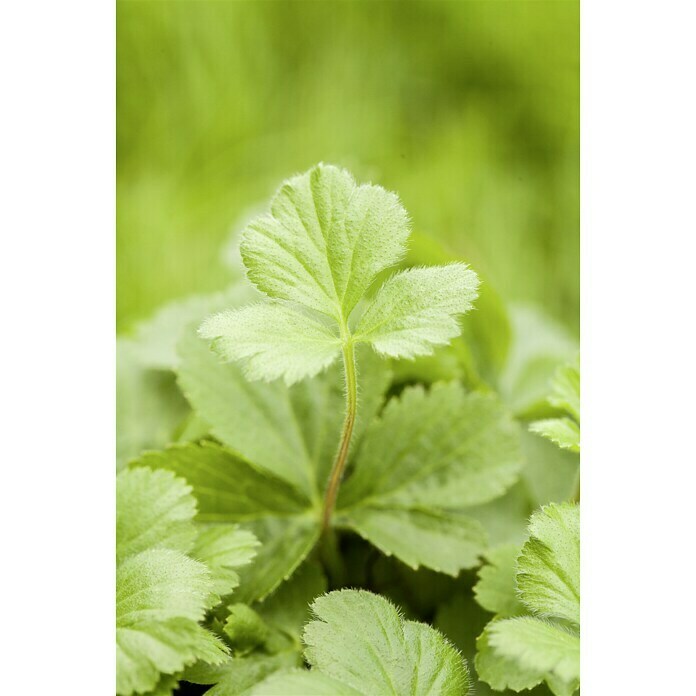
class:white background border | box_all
[1,0,695,692]
[0,0,115,691]
[582,0,695,692]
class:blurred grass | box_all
[117,0,578,334]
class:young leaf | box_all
[336,383,522,574]
[529,355,580,452]
[253,590,470,696]
[191,524,260,598]
[116,468,258,695]
[517,502,580,625]
[117,339,189,470]
[130,282,257,370]
[353,264,479,358]
[200,302,341,385]
[529,417,580,453]
[487,617,580,685]
[133,442,318,603]
[200,163,478,384]
[475,503,580,696]
[185,563,328,695]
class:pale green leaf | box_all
[520,429,579,507]
[117,339,189,470]
[529,417,580,452]
[530,355,580,452]
[488,617,579,685]
[474,544,526,617]
[498,305,577,417]
[517,503,580,625]
[354,264,479,358]
[130,283,257,370]
[116,549,228,695]
[133,443,319,603]
[302,590,470,695]
[176,329,389,498]
[475,625,544,693]
[191,524,260,598]
[117,549,212,629]
[336,383,520,573]
[116,467,196,564]
[341,507,486,575]
[202,654,301,696]
[340,383,522,509]
[199,303,341,386]
[241,163,410,321]
[548,356,580,421]
[116,467,255,695]
[251,671,362,695]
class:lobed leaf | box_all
[339,383,522,510]
[297,590,470,695]
[488,617,580,687]
[354,264,479,359]
[200,302,341,386]
[517,503,580,625]
[240,163,410,321]
[200,164,478,384]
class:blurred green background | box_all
[117,0,578,334]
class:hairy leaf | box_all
[488,617,579,685]
[192,524,260,598]
[186,563,327,695]
[354,264,479,358]
[529,417,580,453]
[130,283,257,370]
[517,503,580,625]
[475,626,544,693]
[200,164,478,383]
[257,590,471,695]
[241,163,410,320]
[252,671,362,695]
[335,383,521,572]
[530,355,580,452]
[116,468,257,694]
[133,443,318,602]
[116,467,197,563]
[200,302,341,386]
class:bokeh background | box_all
[117,0,578,334]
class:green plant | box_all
[116,164,580,695]
[475,503,580,696]
[116,467,259,695]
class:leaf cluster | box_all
[116,164,580,696]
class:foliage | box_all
[116,467,259,695]
[251,590,470,695]
[530,356,580,452]
[475,503,580,696]
[116,165,580,695]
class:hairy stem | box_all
[321,337,357,533]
